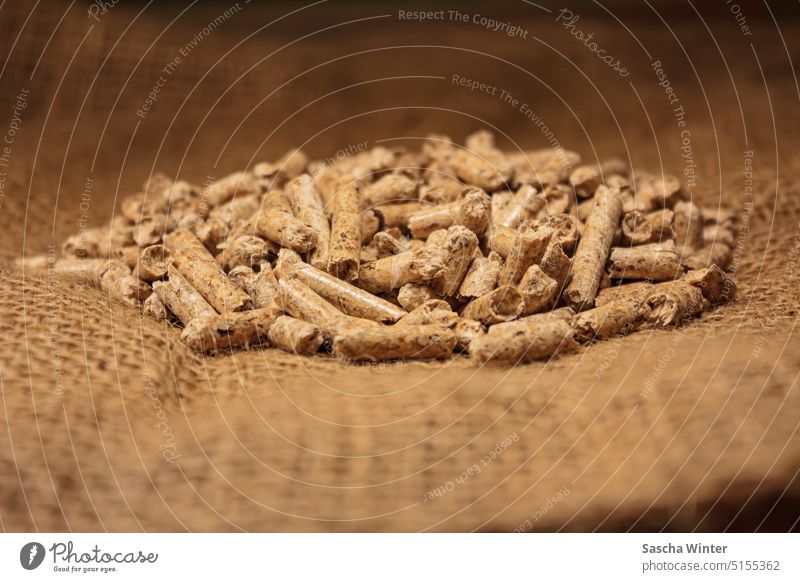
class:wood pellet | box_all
[22,132,738,363]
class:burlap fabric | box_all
[1,2,798,531]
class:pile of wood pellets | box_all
[20,131,737,364]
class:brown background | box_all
[0,0,798,531]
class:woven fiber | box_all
[1,2,799,531]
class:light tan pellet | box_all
[216,235,274,272]
[453,318,484,352]
[517,265,558,316]
[683,265,736,305]
[563,185,622,311]
[142,292,169,321]
[254,188,317,252]
[461,286,524,324]
[285,174,331,269]
[594,281,655,308]
[681,241,734,271]
[607,242,683,281]
[171,242,252,313]
[397,283,440,311]
[458,249,501,301]
[497,219,553,287]
[621,209,675,245]
[452,145,512,192]
[396,299,458,328]
[487,306,576,335]
[132,215,169,247]
[644,280,706,327]
[636,172,684,208]
[491,190,514,227]
[374,202,421,229]
[182,308,279,352]
[101,263,151,306]
[120,191,164,222]
[153,268,217,324]
[407,188,490,239]
[361,174,418,207]
[430,226,479,297]
[278,250,406,323]
[500,185,546,228]
[332,324,456,362]
[136,244,171,281]
[254,148,308,185]
[540,184,573,216]
[370,230,406,259]
[207,192,260,224]
[276,276,350,336]
[267,315,323,355]
[194,216,232,254]
[673,200,704,256]
[164,227,209,255]
[470,317,577,365]
[204,171,259,207]
[569,164,601,198]
[229,264,281,311]
[361,210,381,244]
[573,297,644,343]
[488,224,518,258]
[539,243,571,289]
[328,174,362,281]
[357,246,444,293]
[54,258,123,287]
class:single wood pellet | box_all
[22,131,737,364]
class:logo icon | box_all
[20,542,45,570]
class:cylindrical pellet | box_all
[497,220,553,287]
[285,174,331,270]
[153,268,217,325]
[396,299,458,328]
[328,174,362,281]
[683,265,736,305]
[254,189,317,252]
[517,265,558,316]
[136,244,171,281]
[470,318,578,365]
[279,250,406,323]
[461,286,524,324]
[573,297,644,343]
[397,283,440,311]
[431,226,479,297]
[171,240,252,313]
[644,280,706,327]
[621,209,674,245]
[357,246,444,293]
[216,235,274,272]
[607,243,683,281]
[361,174,418,207]
[408,188,490,238]
[563,185,622,311]
[458,250,501,301]
[276,276,349,336]
[673,200,704,255]
[267,315,323,355]
[332,324,456,362]
[181,308,279,352]
[500,185,546,228]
